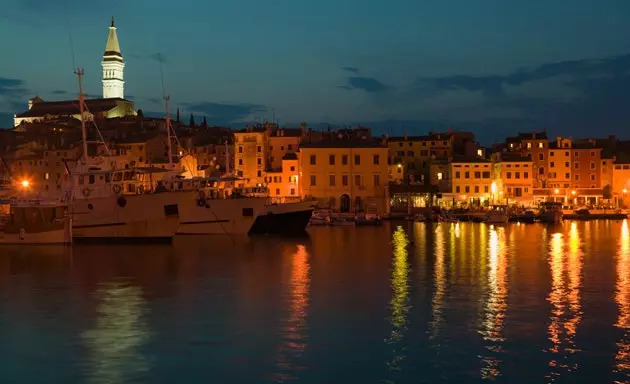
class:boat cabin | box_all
[0,201,68,233]
[73,167,171,199]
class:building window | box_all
[44,172,50,180]
[354,155,361,165]
[455,171,460,179]
[342,175,348,186]
[465,186,470,193]
[373,175,380,186]
[574,174,579,181]
[539,153,544,161]
[237,171,243,177]
[474,171,481,178]
[290,188,295,195]
[238,159,243,165]
[538,143,544,148]
[524,172,529,179]
[276,188,280,195]
[464,171,470,178]
[574,152,579,157]
[590,174,595,181]
[482,171,490,179]
[373,155,380,165]
[527,143,532,149]
[329,155,335,165]
[484,186,489,193]
[257,158,262,165]
[474,186,479,193]
[342,155,348,165]
[437,172,443,180]
[515,172,520,179]
[590,162,595,169]
[507,172,512,179]
[290,166,295,171]
[477,149,483,157]
[288,145,293,151]
[257,171,262,177]
[280,146,284,151]
[591,151,595,156]
[329,175,336,186]
[257,146,262,152]
[550,161,555,168]
[238,146,243,153]
[407,151,414,157]
[310,175,316,186]
[574,162,579,169]
[355,175,361,186]
[550,152,555,157]
[310,155,316,165]
[565,173,570,179]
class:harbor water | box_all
[0,221,629,383]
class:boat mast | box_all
[164,95,173,169]
[75,68,89,163]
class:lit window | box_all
[538,143,544,148]
[44,173,50,180]
[437,172,443,180]
[477,149,483,157]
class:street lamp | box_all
[20,179,30,189]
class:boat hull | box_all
[0,227,71,244]
[249,209,314,235]
[539,211,563,223]
[71,192,194,243]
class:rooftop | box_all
[16,98,132,118]
[300,138,386,149]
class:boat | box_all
[486,205,509,224]
[521,210,537,223]
[355,204,383,226]
[0,199,72,244]
[539,202,563,223]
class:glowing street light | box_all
[554,189,559,194]
[571,190,576,196]
[20,179,30,189]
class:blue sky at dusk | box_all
[1,0,629,143]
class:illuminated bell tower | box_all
[102,17,125,99]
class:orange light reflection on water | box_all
[386,226,410,372]
[615,220,630,379]
[546,222,583,380]
[429,225,445,339]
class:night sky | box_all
[1,0,629,143]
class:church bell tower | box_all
[102,17,125,99]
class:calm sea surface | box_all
[1,221,629,383]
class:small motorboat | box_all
[0,200,72,244]
[486,205,509,224]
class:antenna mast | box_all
[164,95,173,168]
[75,68,89,163]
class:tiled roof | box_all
[450,155,491,163]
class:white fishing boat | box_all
[0,199,72,244]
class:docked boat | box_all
[539,202,563,223]
[0,200,72,244]
[355,205,383,226]
[486,205,509,224]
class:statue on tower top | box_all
[111,16,115,27]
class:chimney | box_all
[300,122,306,137]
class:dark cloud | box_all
[341,67,359,74]
[181,102,267,125]
[0,78,28,98]
[340,76,390,93]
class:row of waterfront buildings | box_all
[2,110,630,215]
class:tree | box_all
[137,109,144,118]
[201,116,208,128]
[176,108,180,123]
[603,184,613,200]
[189,114,195,127]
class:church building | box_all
[13,18,136,127]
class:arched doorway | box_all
[340,194,351,213]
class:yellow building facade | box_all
[264,153,300,202]
[449,157,493,205]
[491,153,534,205]
[234,128,267,186]
[299,140,389,214]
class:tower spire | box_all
[102,17,125,99]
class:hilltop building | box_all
[13,17,135,127]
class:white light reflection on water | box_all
[273,245,311,383]
[614,220,630,381]
[479,225,508,380]
[429,224,446,339]
[81,281,151,384]
[385,226,411,373]
[546,222,583,381]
